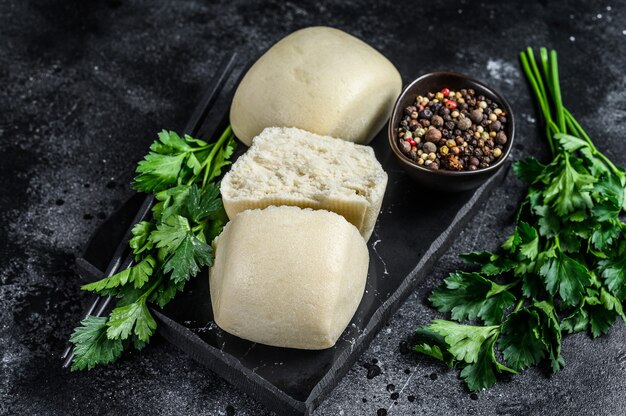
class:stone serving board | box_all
[80,110,508,415]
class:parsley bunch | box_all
[413,48,626,391]
[70,126,236,370]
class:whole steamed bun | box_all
[230,26,402,146]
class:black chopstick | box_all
[62,51,239,369]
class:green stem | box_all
[190,146,211,152]
[192,222,206,233]
[564,109,622,175]
[502,280,520,292]
[550,51,566,134]
[564,113,580,138]
[520,51,556,155]
[141,276,163,301]
[513,299,524,313]
[526,47,548,107]
[520,53,550,118]
[540,47,552,96]
[201,125,233,188]
[554,234,561,250]
[564,109,593,147]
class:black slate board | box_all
[81,118,507,415]
[161,152,506,416]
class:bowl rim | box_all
[387,71,515,177]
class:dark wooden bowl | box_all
[387,72,515,192]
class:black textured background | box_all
[2,1,626,415]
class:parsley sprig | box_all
[413,48,626,391]
[70,126,236,370]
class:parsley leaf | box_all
[429,272,515,325]
[543,154,595,216]
[151,130,192,154]
[129,221,154,255]
[420,320,500,363]
[533,301,564,373]
[81,255,155,295]
[499,308,546,371]
[517,222,540,261]
[133,152,187,193]
[106,295,157,341]
[415,321,514,392]
[539,247,591,306]
[413,343,453,367]
[513,157,546,184]
[532,204,560,238]
[153,185,191,221]
[69,316,124,371]
[461,251,516,276]
[460,337,508,392]
[163,234,213,284]
[561,306,589,334]
[590,221,620,251]
[150,278,186,308]
[598,255,626,299]
[150,215,191,252]
[594,174,626,211]
[186,184,222,223]
[554,133,589,152]
[585,294,617,338]
[592,200,621,222]
[133,131,198,193]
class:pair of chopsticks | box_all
[61,52,240,369]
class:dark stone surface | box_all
[1,1,625,415]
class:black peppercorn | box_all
[431,115,444,127]
[470,109,483,123]
[489,120,501,132]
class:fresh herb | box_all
[413,48,626,391]
[70,127,236,370]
